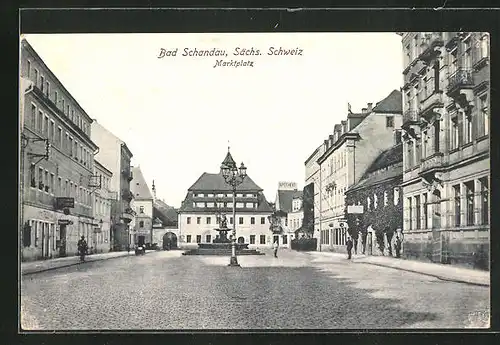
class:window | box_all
[451,116,459,150]
[49,120,55,142]
[250,235,256,244]
[43,116,49,137]
[196,235,201,243]
[26,60,31,78]
[434,119,440,152]
[465,181,475,226]
[40,75,45,92]
[453,185,461,227]
[251,217,255,225]
[230,217,233,224]
[197,217,201,224]
[34,69,39,87]
[478,95,489,137]
[29,163,36,187]
[480,177,489,225]
[65,180,69,196]
[373,194,378,209]
[206,217,211,225]
[38,167,44,190]
[464,114,472,144]
[245,202,253,208]
[37,110,43,133]
[23,222,31,247]
[239,217,243,225]
[261,217,265,224]
[408,197,413,230]
[415,195,421,229]
[66,104,70,116]
[54,90,58,104]
[61,98,65,111]
[367,196,371,211]
[69,137,73,156]
[30,104,36,128]
[236,202,244,208]
[186,235,191,243]
[206,235,211,243]
[45,81,50,97]
[383,191,388,207]
[386,116,394,128]
[44,171,49,192]
[423,193,428,229]
[393,187,400,205]
[282,235,288,245]
[139,206,144,213]
[260,235,266,244]
[139,221,144,228]
[57,177,62,195]
[50,173,54,194]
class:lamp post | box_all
[220,161,247,267]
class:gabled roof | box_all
[178,190,273,213]
[277,189,303,213]
[188,172,263,191]
[154,199,178,223]
[372,90,403,114]
[153,205,177,226]
[130,166,153,200]
[366,143,403,174]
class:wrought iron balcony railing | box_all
[447,68,474,95]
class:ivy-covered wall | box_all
[345,176,403,243]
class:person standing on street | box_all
[273,239,279,258]
[395,235,402,258]
[346,236,353,260]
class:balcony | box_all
[418,32,444,63]
[120,212,134,224]
[419,92,444,122]
[403,60,426,89]
[402,110,422,129]
[446,68,475,109]
[419,152,446,176]
[444,32,460,51]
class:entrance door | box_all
[59,225,67,257]
[138,236,145,246]
[431,190,442,263]
[238,236,245,244]
[42,223,50,258]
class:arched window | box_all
[139,221,144,228]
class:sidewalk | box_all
[21,250,155,275]
[309,251,490,287]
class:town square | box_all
[19,31,490,330]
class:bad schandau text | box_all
[157,47,304,68]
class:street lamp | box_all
[221,161,247,267]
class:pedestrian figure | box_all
[395,235,402,258]
[77,236,88,262]
[346,237,353,260]
[354,238,358,255]
[273,240,279,258]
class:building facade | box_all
[130,166,154,247]
[400,32,490,269]
[20,39,99,261]
[91,121,135,251]
[315,91,403,253]
[92,160,113,253]
[274,182,302,247]
[304,144,324,242]
[177,151,274,248]
[345,143,404,256]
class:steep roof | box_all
[154,199,178,223]
[277,189,303,213]
[188,172,263,191]
[130,166,153,200]
[153,205,177,226]
[221,151,237,167]
[178,190,273,213]
[372,90,403,114]
[347,144,403,192]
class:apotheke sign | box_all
[278,181,297,190]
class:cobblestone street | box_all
[20,249,489,330]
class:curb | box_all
[353,261,490,287]
[21,251,148,276]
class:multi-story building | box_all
[345,140,403,256]
[20,39,99,261]
[399,32,490,269]
[130,166,154,247]
[304,144,325,241]
[274,181,302,247]
[91,121,135,251]
[92,160,113,253]
[315,90,403,253]
[177,150,274,248]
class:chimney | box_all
[324,139,329,149]
[367,103,373,112]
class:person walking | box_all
[346,236,353,260]
[273,239,279,258]
[394,235,402,258]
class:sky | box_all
[23,33,404,207]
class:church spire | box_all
[221,147,236,170]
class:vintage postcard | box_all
[19,27,490,330]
